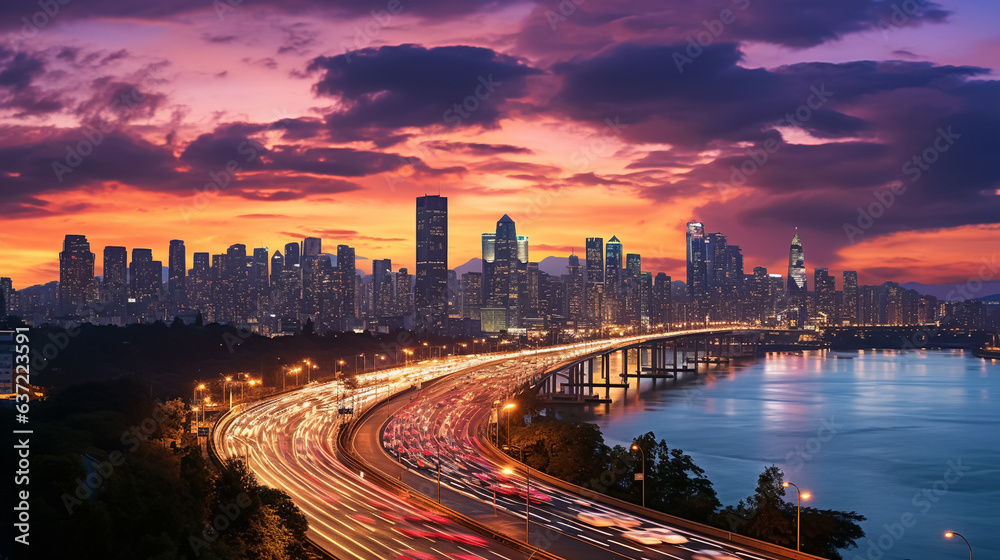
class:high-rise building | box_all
[604,236,623,322]
[0,277,13,318]
[585,237,603,325]
[250,247,269,320]
[59,234,96,318]
[814,268,836,323]
[460,272,482,321]
[395,268,412,317]
[842,271,859,325]
[337,245,356,329]
[168,240,186,311]
[372,259,394,318]
[302,237,321,258]
[482,214,523,331]
[415,195,448,333]
[653,273,672,326]
[129,248,161,322]
[566,254,584,321]
[224,243,249,322]
[750,266,769,324]
[787,228,806,295]
[189,252,212,319]
[270,250,284,287]
[101,246,128,324]
[284,242,300,268]
[686,222,707,316]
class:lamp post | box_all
[337,360,345,377]
[630,443,645,508]
[356,353,365,373]
[783,481,811,552]
[503,403,516,447]
[944,531,972,560]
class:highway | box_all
[213,337,659,560]
[352,346,785,560]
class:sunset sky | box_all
[1,0,998,288]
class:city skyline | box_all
[2,1,1000,289]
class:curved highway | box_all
[354,345,785,560]
[213,336,665,559]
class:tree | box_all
[300,318,315,336]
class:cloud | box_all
[308,44,543,144]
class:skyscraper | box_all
[566,254,584,321]
[843,271,859,325]
[270,250,284,287]
[102,246,128,324]
[814,268,836,322]
[372,259,394,318]
[129,248,161,322]
[482,214,522,331]
[190,252,212,319]
[168,240,186,311]
[686,222,707,317]
[415,195,448,333]
[284,242,300,268]
[59,234,96,318]
[302,237,321,258]
[585,237,603,325]
[605,236,623,321]
[337,245,356,329]
[460,272,482,321]
[0,277,13,318]
[787,229,806,295]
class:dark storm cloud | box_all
[308,45,543,144]
[423,141,535,156]
[515,0,949,58]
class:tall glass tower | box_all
[786,228,806,294]
[415,195,448,333]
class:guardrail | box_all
[337,398,565,560]
[476,336,829,560]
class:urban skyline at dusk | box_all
[2,1,1000,289]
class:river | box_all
[580,349,999,559]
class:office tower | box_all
[517,236,529,265]
[415,195,448,333]
[0,277,13,318]
[461,272,483,321]
[189,252,212,319]
[58,234,96,318]
[814,268,836,323]
[302,237,321,258]
[639,272,652,324]
[750,266,769,324]
[447,269,459,318]
[566,254,584,322]
[372,259,394,318]
[250,247,269,320]
[626,254,641,279]
[337,245,356,328]
[224,243,249,322]
[284,242,300,268]
[686,222,708,319]
[270,250,284,287]
[395,268,412,317]
[0,331,12,393]
[604,236,623,322]
[317,255,340,332]
[129,248,161,322]
[787,228,806,294]
[101,246,128,324]
[167,240,186,311]
[842,271,859,325]
[585,237,603,325]
[481,215,522,331]
[653,273,672,326]
[301,253,326,319]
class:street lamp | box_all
[630,443,645,508]
[783,481,811,552]
[337,359,345,377]
[503,403,516,447]
[944,531,972,560]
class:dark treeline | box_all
[1,380,312,560]
[504,391,865,560]
[3,315,464,399]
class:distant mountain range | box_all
[901,281,1000,302]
